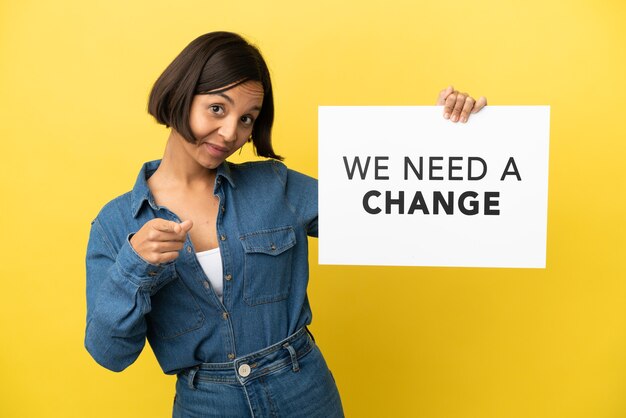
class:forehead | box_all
[204,80,264,99]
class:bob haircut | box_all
[148,31,281,160]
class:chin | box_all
[197,155,226,170]
[201,161,223,170]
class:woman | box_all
[85,31,486,418]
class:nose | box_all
[218,116,238,143]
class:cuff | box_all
[116,232,175,289]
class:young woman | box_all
[85,31,486,418]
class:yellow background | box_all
[1,0,625,417]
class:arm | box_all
[270,162,318,238]
[84,218,173,372]
[287,169,318,237]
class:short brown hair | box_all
[148,32,281,160]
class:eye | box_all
[209,105,224,115]
[240,115,255,126]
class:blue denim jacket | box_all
[85,159,318,374]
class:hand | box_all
[129,219,193,265]
[436,86,487,123]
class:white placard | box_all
[318,106,550,268]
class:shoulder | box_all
[89,191,137,253]
[91,159,156,226]
[227,160,317,186]
[227,159,286,180]
[93,191,133,225]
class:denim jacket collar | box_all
[130,159,236,218]
[217,160,236,189]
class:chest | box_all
[153,189,220,253]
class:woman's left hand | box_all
[436,86,487,123]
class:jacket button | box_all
[220,234,226,241]
[227,353,235,360]
[221,206,225,213]
[186,246,192,253]
[148,271,157,276]
[238,364,251,377]
[225,274,232,281]
[222,312,229,320]
[203,281,210,289]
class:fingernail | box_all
[451,115,457,122]
[461,117,467,123]
[444,113,450,119]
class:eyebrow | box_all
[214,92,234,105]
[211,92,262,112]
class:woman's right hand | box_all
[129,219,193,265]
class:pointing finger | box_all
[153,219,180,234]
[180,219,194,233]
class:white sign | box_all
[318,106,550,268]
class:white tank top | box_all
[195,247,223,302]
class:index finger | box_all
[436,85,454,105]
[152,219,182,234]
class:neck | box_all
[155,130,217,189]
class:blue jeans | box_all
[173,327,344,417]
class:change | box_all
[362,190,501,215]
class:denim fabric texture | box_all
[85,159,320,375]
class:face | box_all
[177,80,264,169]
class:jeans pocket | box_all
[148,276,205,339]
[240,226,296,306]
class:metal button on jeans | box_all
[238,363,251,377]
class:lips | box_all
[203,142,230,156]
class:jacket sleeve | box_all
[283,166,319,238]
[84,217,173,372]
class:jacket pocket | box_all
[148,274,205,339]
[240,226,296,306]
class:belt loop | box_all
[187,366,199,390]
[283,342,300,372]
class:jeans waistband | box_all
[178,326,316,387]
